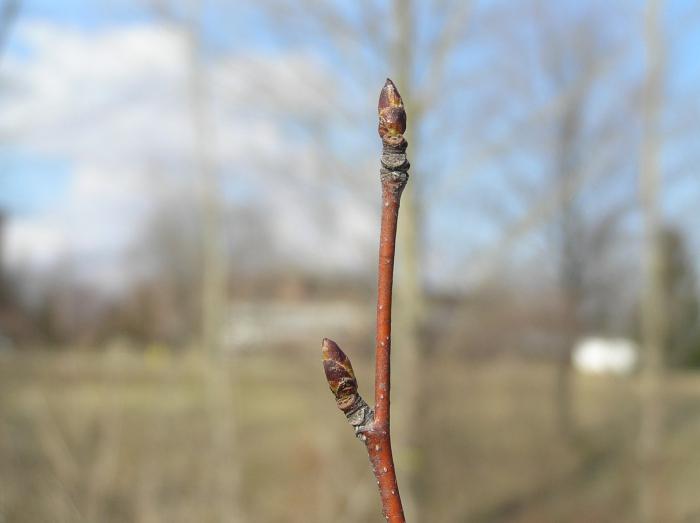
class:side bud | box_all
[322,338,374,436]
[322,338,360,414]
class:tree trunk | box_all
[391,1,425,518]
[639,1,667,521]
[185,4,242,520]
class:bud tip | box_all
[322,338,341,359]
[378,78,406,141]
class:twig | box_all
[322,78,409,522]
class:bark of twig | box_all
[322,79,409,523]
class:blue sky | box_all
[0,151,69,214]
[2,0,698,290]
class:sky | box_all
[1,0,698,294]
[0,1,374,290]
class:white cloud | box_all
[5,217,66,269]
[6,163,150,275]
[1,20,376,289]
[1,22,191,165]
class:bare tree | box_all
[388,2,424,518]
[185,4,242,520]
[442,1,641,446]
[146,2,243,520]
[638,1,667,521]
[535,4,636,444]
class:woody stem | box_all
[366,140,409,521]
[321,78,409,523]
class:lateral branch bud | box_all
[322,338,373,436]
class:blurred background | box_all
[0,0,699,521]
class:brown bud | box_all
[378,78,406,142]
[322,338,359,414]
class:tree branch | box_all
[322,78,409,522]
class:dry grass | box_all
[1,347,699,522]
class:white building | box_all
[573,337,639,375]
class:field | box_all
[1,347,699,522]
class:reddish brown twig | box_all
[322,78,409,522]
